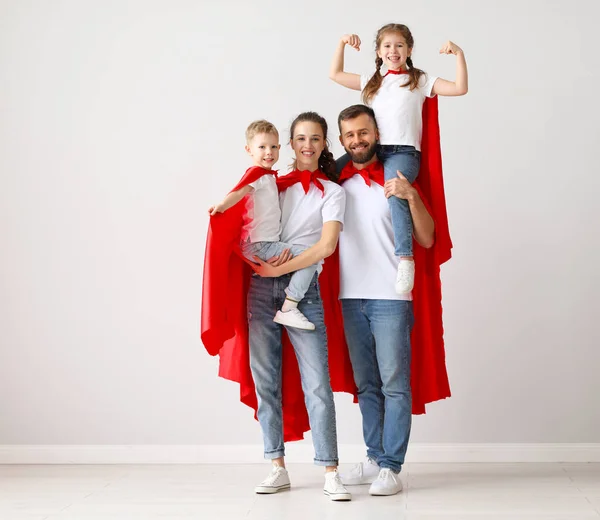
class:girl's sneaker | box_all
[395,259,415,294]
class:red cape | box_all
[410,96,452,412]
[201,172,356,442]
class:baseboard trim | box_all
[0,444,598,464]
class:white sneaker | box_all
[273,308,316,331]
[254,466,291,494]
[340,457,380,485]
[395,259,415,295]
[323,470,352,501]
[369,468,403,496]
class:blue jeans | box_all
[378,145,421,257]
[247,273,338,465]
[242,241,317,302]
[341,299,414,473]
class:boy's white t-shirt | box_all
[279,179,345,273]
[339,174,411,301]
[360,72,438,150]
[242,174,282,243]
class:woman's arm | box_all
[431,41,468,97]
[384,172,435,248]
[329,35,362,91]
[251,221,342,277]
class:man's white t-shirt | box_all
[280,179,345,273]
[242,174,282,243]
[339,174,411,301]
[360,72,437,150]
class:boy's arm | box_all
[209,185,253,216]
[250,221,342,277]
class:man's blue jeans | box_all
[341,299,414,472]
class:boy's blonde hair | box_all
[245,120,279,143]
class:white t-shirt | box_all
[280,179,345,273]
[242,174,282,243]
[360,72,438,150]
[339,174,411,301]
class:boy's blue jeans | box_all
[242,240,317,302]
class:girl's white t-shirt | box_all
[360,72,438,150]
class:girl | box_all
[248,112,352,501]
[329,23,468,294]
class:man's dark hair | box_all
[337,104,378,134]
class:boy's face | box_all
[245,132,280,169]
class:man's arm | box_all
[251,221,342,277]
[208,185,253,216]
[384,172,435,248]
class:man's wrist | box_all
[406,188,418,204]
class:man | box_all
[336,104,438,496]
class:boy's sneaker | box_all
[395,259,415,295]
[273,308,315,331]
[340,457,380,485]
[323,470,352,501]
[254,466,291,494]
[369,468,403,496]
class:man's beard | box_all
[346,141,377,164]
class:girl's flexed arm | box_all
[329,34,362,91]
[432,41,469,97]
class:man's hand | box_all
[384,171,416,200]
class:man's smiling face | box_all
[339,113,379,164]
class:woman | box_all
[247,111,352,501]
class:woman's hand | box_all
[439,40,463,56]
[250,257,281,278]
[266,248,292,267]
[247,248,293,277]
[341,34,361,51]
[384,171,417,200]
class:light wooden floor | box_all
[1,462,599,519]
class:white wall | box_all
[1,0,599,447]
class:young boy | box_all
[208,120,318,330]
